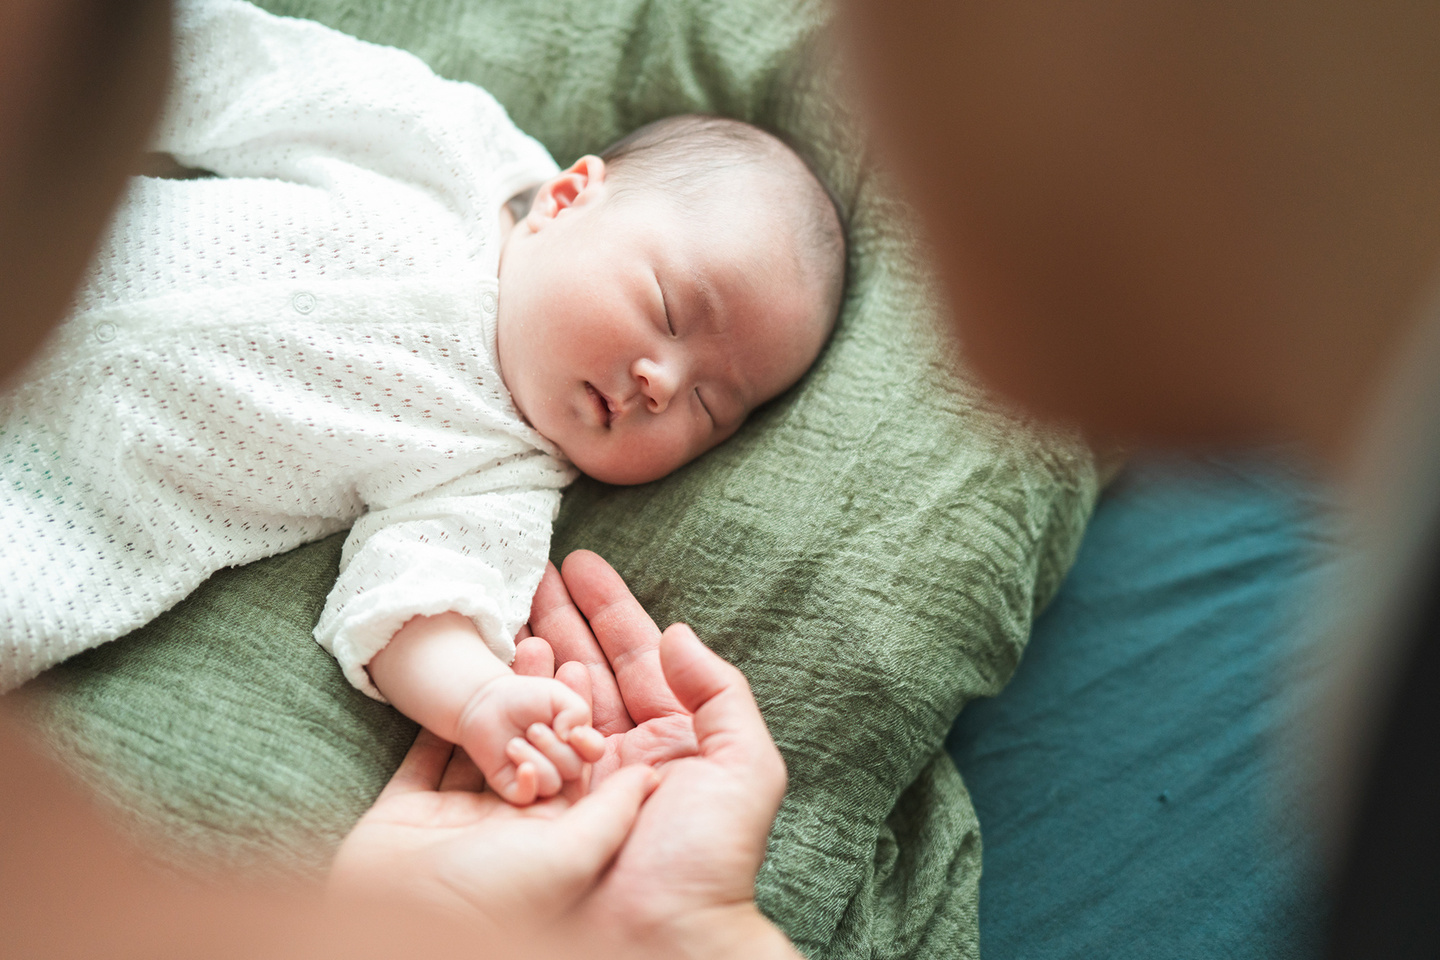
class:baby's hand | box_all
[367,612,606,806]
[457,673,605,805]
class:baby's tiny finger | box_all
[507,736,562,798]
[567,724,605,763]
[527,722,583,780]
[551,696,594,744]
[509,759,539,805]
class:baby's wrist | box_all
[369,612,513,743]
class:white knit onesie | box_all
[0,0,574,697]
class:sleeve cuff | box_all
[316,559,514,702]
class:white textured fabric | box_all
[0,0,573,697]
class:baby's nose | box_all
[632,357,679,413]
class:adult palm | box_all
[527,551,700,777]
[526,551,792,952]
[335,550,703,928]
[331,724,655,932]
[338,549,796,958]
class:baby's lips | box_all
[584,382,614,428]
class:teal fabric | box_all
[947,458,1330,958]
[13,2,1098,957]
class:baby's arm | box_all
[367,613,603,805]
[155,1,553,204]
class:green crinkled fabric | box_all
[14,1,1098,957]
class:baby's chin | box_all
[560,443,686,486]
[569,456,672,486]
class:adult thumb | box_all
[553,763,658,887]
[658,626,786,790]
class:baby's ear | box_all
[526,155,608,230]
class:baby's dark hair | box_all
[599,115,847,328]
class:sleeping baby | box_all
[0,0,844,803]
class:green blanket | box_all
[15,1,1098,957]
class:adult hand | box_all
[334,550,798,959]
[528,553,700,778]
[528,551,799,958]
[330,724,656,935]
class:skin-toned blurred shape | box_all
[0,0,172,386]
[840,1,1440,955]
[841,0,1440,464]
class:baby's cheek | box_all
[596,433,674,485]
[637,427,709,481]
[564,416,713,485]
[560,435,635,485]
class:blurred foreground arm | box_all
[0,710,476,959]
[839,1,1440,956]
[839,0,1440,462]
[0,0,170,385]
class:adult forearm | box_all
[0,708,530,960]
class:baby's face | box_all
[496,157,830,485]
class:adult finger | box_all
[551,764,659,896]
[554,661,605,761]
[555,658,592,706]
[658,624,787,795]
[530,561,631,733]
[513,635,555,678]
[561,550,686,723]
[374,728,454,800]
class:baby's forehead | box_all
[620,149,802,220]
[665,209,814,301]
[609,160,842,336]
